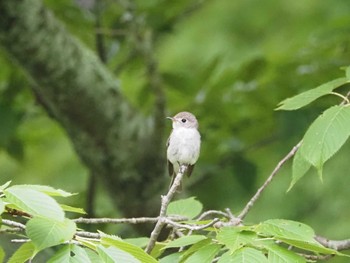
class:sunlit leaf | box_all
[277,237,339,255]
[75,235,98,251]
[159,252,181,263]
[7,242,36,263]
[217,227,257,251]
[47,244,91,263]
[217,247,268,263]
[0,199,4,215]
[164,235,207,249]
[300,105,350,179]
[184,243,221,263]
[276,78,348,110]
[149,242,166,260]
[26,217,76,251]
[12,184,76,197]
[85,248,103,263]
[167,197,202,219]
[257,219,341,255]
[124,237,149,248]
[0,246,4,263]
[101,234,157,263]
[180,239,212,261]
[257,219,315,241]
[0,181,11,191]
[4,186,65,220]
[60,204,86,214]
[288,147,311,191]
[266,244,306,263]
[346,65,350,80]
[97,245,140,263]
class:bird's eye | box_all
[181,118,187,123]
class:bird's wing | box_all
[167,160,174,177]
[186,164,195,177]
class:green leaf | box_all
[257,219,315,241]
[300,105,350,179]
[346,66,350,80]
[217,247,268,263]
[47,245,70,263]
[97,245,141,263]
[159,252,181,263]
[85,248,104,263]
[0,199,4,215]
[7,242,36,263]
[48,244,91,263]
[181,239,212,261]
[217,227,257,251]
[124,237,149,248]
[0,246,4,263]
[101,234,158,263]
[277,237,338,255]
[26,217,76,251]
[164,235,207,248]
[4,186,65,220]
[184,243,221,263]
[150,242,166,259]
[75,235,98,251]
[0,180,11,191]
[60,204,86,214]
[166,197,203,219]
[11,184,76,197]
[266,244,306,263]
[288,148,311,191]
[276,78,348,110]
[257,219,340,255]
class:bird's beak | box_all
[166,116,174,121]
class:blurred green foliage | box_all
[1,0,350,261]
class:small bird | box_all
[166,111,201,191]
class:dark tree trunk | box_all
[0,0,167,226]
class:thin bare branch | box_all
[197,210,229,220]
[75,231,101,239]
[164,217,220,231]
[74,215,187,224]
[315,235,350,251]
[1,219,26,229]
[298,253,333,261]
[145,164,186,254]
[238,141,302,220]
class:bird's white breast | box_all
[167,127,201,165]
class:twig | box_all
[11,239,30,243]
[0,227,23,234]
[298,253,333,261]
[1,219,26,229]
[145,164,186,254]
[315,235,350,251]
[238,141,302,220]
[340,91,350,106]
[75,231,101,239]
[197,210,229,220]
[330,91,350,104]
[74,215,186,224]
[164,218,220,231]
